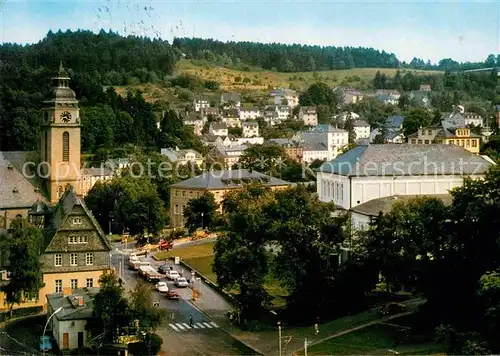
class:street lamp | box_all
[277,321,282,356]
[42,306,63,355]
[201,212,204,229]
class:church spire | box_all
[58,60,67,77]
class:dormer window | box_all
[73,217,83,225]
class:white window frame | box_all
[73,217,83,225]
[55,279,62,293]
[70,253,78,266]
[54,253,62,267]
[85,253,94,266]
[86,278,93,288]
[71,279,78,289]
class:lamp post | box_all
[277,321,282,356]
[42,306,63,356]
[201,212,204,229]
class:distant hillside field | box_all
[113,59,442,104]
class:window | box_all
[70,253,78,266]
[86,253,93,266]
[174,190,179,197]
[181,190,186,197]
[71,279,78,289]
[54,254,62,267]
[86,278,93,288]
[424,140,429,144]
[340,183,344,202]
[174,204,179,215]
[472,140,477,147]
[427,130,432,135]
[417,140,422,144]
[62,131,70,162]
[466,139,470,147]
[55,280,62,293]
[411,139,416,144]
[73,217,83,225]
[450,140,454,144]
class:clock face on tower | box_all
[60,111,72,123]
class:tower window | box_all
[62,132,69,162]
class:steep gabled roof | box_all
[43,187,111,251]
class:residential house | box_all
[270,88,299,108]
[407,122,481,154]
[183,112,207,136]
[201,134,224,147]
[299,107,318,126]
[409,90,431,107]
[302,142,329,163]
[276,105,292,121]
[161,147,204,166]
[79,167,114,196]
[209,122,229,136]
[351,194,452,231]
[46,287,99,350]
[316,144,493,210]
[377,93,399,105]
[242,121,259,137]
[386,115,405,130]
[445,112,484,127]
[169,169,292,227]
[268,139,304,162]
[333,87,364,105]
[221,109,242,128]
[375,89,401,100]
[369,128,404,144]
[233,137,264,145]
[220,92,241,108]
[193,97,210,112]
[353,120,371,140]
[211,143,248,169]
[419,84,432,91]
[105,157,131,173]
[263,108,280,126]
[239,107,261,121]
[334,111,360,123]
[202,107,221,118]
[295,124,348,161]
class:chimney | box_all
[62,286,72,296]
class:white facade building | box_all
[194,98,210,112]
[161,147,204,166]
[270,88,299,108]
[234,137,264,145]
[316,144,493,210]
[242,121,259,137]
[353,120,371,140]
[239,108,261,121]
[299,107,318,126]
[446,112,484,127]
[209,122,229,136]
[295,124,348,162]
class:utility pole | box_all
[304,338,308,356]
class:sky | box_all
[0,0,499,63]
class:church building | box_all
[0,63,112,311]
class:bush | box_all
[203,80,220,90]
[128,333,163,356]
[175,87,194,102]
[127,77,141,85]
[0,305,43,322]
[170,74,201,90]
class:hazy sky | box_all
[1,0,499,63]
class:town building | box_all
[242,121,259,137]
[334,111,360,124]
[407,122,481,154]
[302,142,329,163]
[239,107,261,121]
[316,144,494,210]
[351,194,452,231]
[333,87,364,105]
[46,287,99,350]
[409,90,431,107]
[209,122,229,136]
[183,113,207,136]
[295,124,348,161]
[202,107,221,118]
[263,108,280,126]
[268,139,304,162]
[79,167,114,196]
[353,120,371,140]
[0,64,111,311]
[220,92,241,108]
[169,169,292,227]
[369,129,404,144]
[210,143,248,169]
[161,148,204,166]
[233,137,264,145]
[419,84,432,91]
[299,106,318,126]
[445,111,484,127]
[270,88,299,108]
[221,110,242,128]
[193,97,210,112]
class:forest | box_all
[173,37,499,72]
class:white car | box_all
[155,282,169,293]
[165,270,180,280]
[174,277,189,288]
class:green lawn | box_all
[155,241,289,309]
[305,321,443,356]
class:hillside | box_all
[113,59,442,104]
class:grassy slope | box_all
[113,59,442,104]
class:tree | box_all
[344,117,356,144]
[0,218,44,317]
[239,143,289,177]
[299,82,340,108]
[402,108,433,138]
[129,281,164,331]
[183,192,220,233]
[87,270,130,342]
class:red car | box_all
[159,240,173,251]
[166,291,180,300]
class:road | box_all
[111,243,259,356]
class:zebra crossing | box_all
[169,321,219,332]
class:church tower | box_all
[41,62,81,203]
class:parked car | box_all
[379,302,406,316]
[165,270,180,280]
[158,265,170,274]
[175,277,189,288]
[155,281,169,293]
[159,239,173,251]
[166,290,180,300]
[39,336,52,351]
